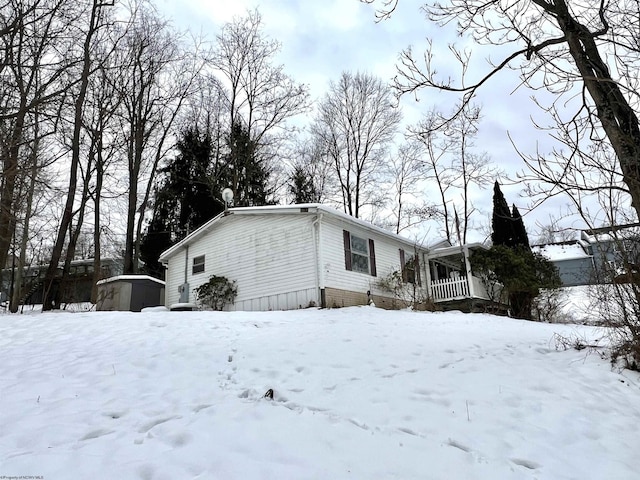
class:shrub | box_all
[532,288,569,323]
[471,245,561,320]
[375,269,434,310]
[195,275,237,311]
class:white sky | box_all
[155,0,585,242]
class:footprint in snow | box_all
[137,415,182,433]
[511,458,541,470]
[80,429,115,441]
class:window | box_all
[192,255,205,274]
[343,230,377,276]
[399,249,421,286]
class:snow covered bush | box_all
[532,288,569,323]
[375,269,434,310]
[195,275,237,311]
[589,281,640,370]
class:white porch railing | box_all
[431,276,469,302]
[431,275,492,302]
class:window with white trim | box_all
[192,255,205,274]
[343,230,377,276]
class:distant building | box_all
[533,222,640,286]
[0,258,124,306]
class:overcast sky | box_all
[156,0,583,242]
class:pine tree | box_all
[226,121,272,207]
[139,127,224,278]
[169,128,222,234]
[491,182,515,247]
[473,181,559,320]
[511,204,530,249]
[288,164,318,203]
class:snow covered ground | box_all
[1,306,638,479]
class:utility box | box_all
[178,282,190,303]
[96,275,165,312]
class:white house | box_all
[158,204,493,311]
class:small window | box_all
[400,249,421,285]
[192,255,205,274]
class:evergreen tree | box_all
[139,127,224,278]
[473,182,560,320]
[491,182,515,247]
[169,128,222,234]
[226,121,272,207]
[139,197,173,279]
[288,164,318,203]
[511,204,530,249]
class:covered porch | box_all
[424,243,501,309]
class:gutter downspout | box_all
[184,245,189,284]
[312,213,325,308]
[182,244,189,302]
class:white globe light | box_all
[222,188,234,204]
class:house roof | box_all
[158,204,438,262]
[96,275,166,286]
[426,242,488,260]
[532,242,591,261]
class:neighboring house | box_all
[0,257,123,306]
[533,222,640,286]
[580,223,640,282]
[532,241,595,287]
[159,204,495,312]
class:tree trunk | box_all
[554,0,640,214]
[43,0,102,310]
[0,107,26,273]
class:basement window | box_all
[192,255,205,274]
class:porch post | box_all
[463,245,475,298]
[424,252,432,300]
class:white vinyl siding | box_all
[165,253,187,304]
[322,216,426,298]
[162,205,430,310]
[163,213,318,309]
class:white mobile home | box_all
[159,204,430,311]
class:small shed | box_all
[96,275,165,312]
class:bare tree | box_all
[364,0,640,220]
[114,3,204,274]
[8,105,61,311]
[312,71,402,218]
[0,0,70,276]
[41,0,114,310]
[411,103,497,243]
[209,9,310,197]
[286,136,337,205]
[386,141,436,234]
